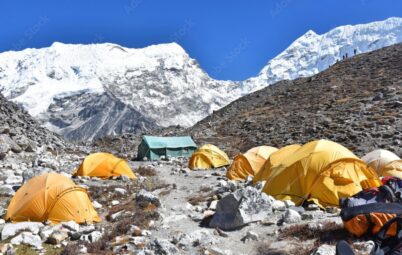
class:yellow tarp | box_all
[262,140,380,208]
[253,144,301,184]
[74,152,136,179]
[5,172,101,224]
[189,144,230,170]
[226,146,278,180]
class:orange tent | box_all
[226,146,278,180]
[5,172,101,223]
[253,144,302,184]
[74,152,136,179]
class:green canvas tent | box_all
[137,135,197,160]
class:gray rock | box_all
[0,185,15,196]
[62,221,80,232]
[136,189,160,206]
[209,186,273,230]
[0,134,21,154]
[47,230,69,244]
[80,230,103,243]
[312,244,336,255]
[241,231,259,243]
[152,238,179,255]
[208,247,233,255]
[10,232,43,250]
[272,200,286,211]
[0,144,9,160]
[283,209,301,224]
[2,222,44,240]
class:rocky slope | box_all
[0,92,64,159]
[190,43,402,157]
[1,18,401,141]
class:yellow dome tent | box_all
[188,144,230,170]
[5,172,101,223]
[74,152,136,179]
[381,160,402,179]
[226,146,278,180]
[262,140,381,208]
[361,149,401,176]
[253,144,302,184]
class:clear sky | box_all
[1,0,401,80]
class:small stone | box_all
[306,203,320,211]
[242,231,259,243]
[80,230,103,243]
[136,189,160,207]
[92,201,102,209]
[283,209,301,224]
[313,244,336,255]
[272,200,286,211]
[62,221,80,232]
[284,200,295,208]
[0,185,15,196]
[208,247,232,255]
[209,200,218,210]
[115,188,127,196]
[47,230,69,245]
[152,238,179,255]
[111,200,120,206]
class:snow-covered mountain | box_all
[0,17,401,141]
[0,42,240,140]
[242,17,402,92]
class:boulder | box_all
[209,186,273,230]
[10,232,42,250]
[80,230,103,243]
[0,185,15,196]
[272,200,286,211]
[2,222,44,240]
[283,209,301,224]
[0,134,21,154]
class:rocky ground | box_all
[0,153,375,255]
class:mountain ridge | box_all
[1,17,401,141]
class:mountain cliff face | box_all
[0,17,401,141]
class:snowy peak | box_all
[243,17,402,93]
[0,41,238,140]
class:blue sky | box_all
[1,0,401,81]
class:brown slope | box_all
[190,43,402,157]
